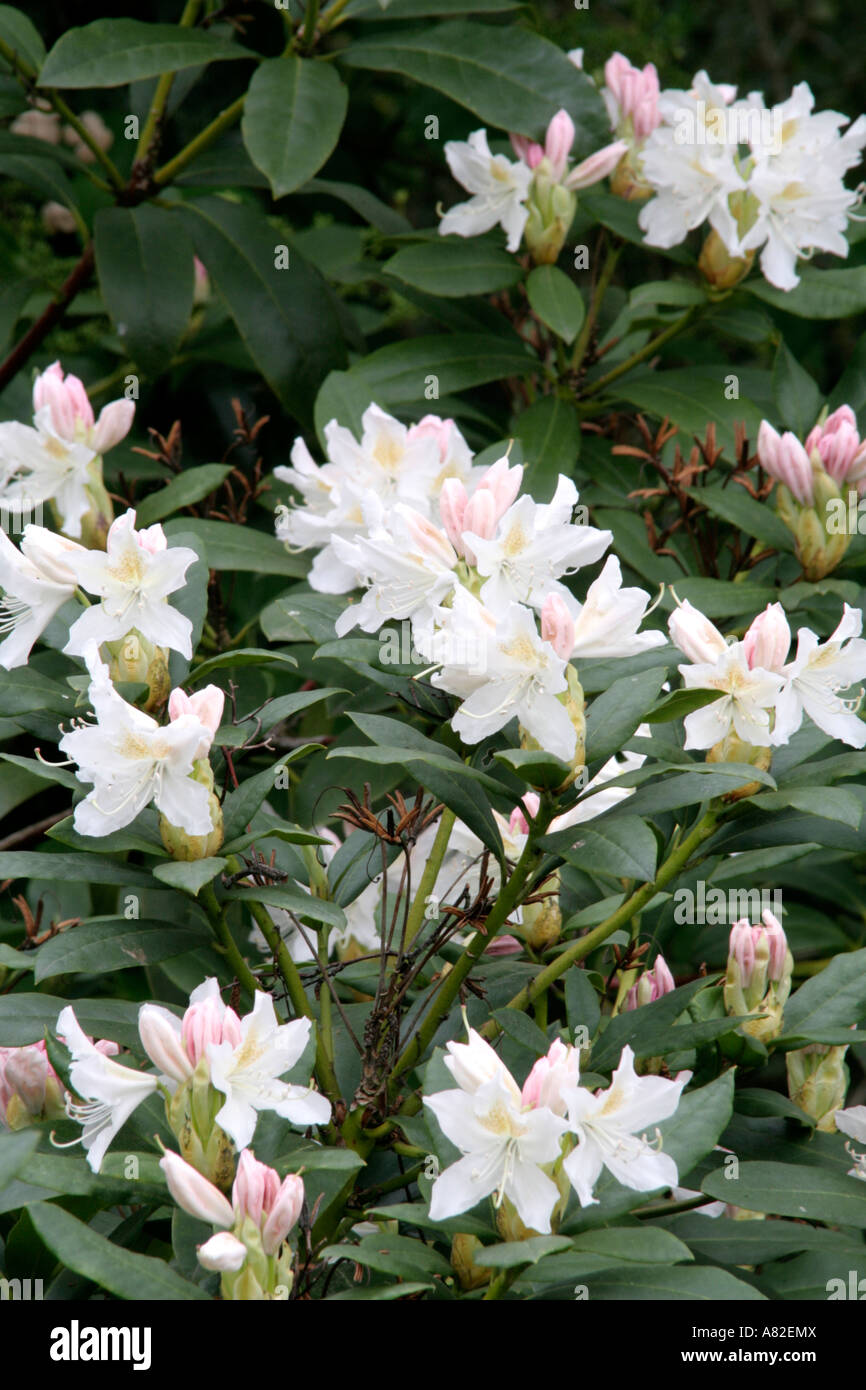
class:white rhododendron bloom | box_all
[562,1045,691,1207]
[0,411,99,539]
[63,509,197,658]
[0,524,78,668]
[56,1004,159,1172]
[439,129,533,251]
[677,641,783,750]
[333,502,458,642]
[835,1106,866,1181]
[59,645,216,836]
[772,605,866,748]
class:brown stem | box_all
[0,810,67,852]
[0,242,95,394]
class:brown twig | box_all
[0,243,95,393]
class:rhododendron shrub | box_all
[1,2,866,1307]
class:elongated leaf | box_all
[222,747,323,841]
[135,465,232,526]
[589,976,716,1071]
[0,994,159,1048]
[384,237,521,297]
[781,946,866,1037]
[0,1128,40,1189]
[685,483,794,552]
[585,1265,764,1300]
[242,56,348,198]
[346,332,535,406]
[526,265,585,343]
[702,1160,866,1226]
[772,339,822,438]
[28,1203,209,1299]
[39,19,248,87]
[163,517,306,576]
[746,266,866,319]
[514,395,582,501]
[0,5,45,72]
[187,648,298,684]
[0,851,152,887]
[34,919,208,980]
[94,205,194,375]
[152,858,227,897]
[584,666,667,766]
[553,814,658,882]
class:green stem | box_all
[570,241,621,374]
[479,809,720,1039]
[135,0,203,165]
[153,95,246,186]
[388,806,554,1086]
[246,897,312,1021]
[315,924,340,1105]
[199,882,259,995]
[300,0,321,48]
[402,807,455,949]
[581,307,696,400]
[319,0,352,32]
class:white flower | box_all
[430,593,575,759]
[835,1105,866,1180]
[0,407,98,538]
[440,129,533,252]
[59,645,215,837]
[333,502,458,643]
[56,1005,158,1172]
[562,1045,690,1206]
[0,526,79,669]
[678,642,783,749]
[565,556,665,659]
[772,605,866,748]
[63,509,196,659]
[206,992,330,1149]
[466,475,611,614]
[424,1068,569,1232]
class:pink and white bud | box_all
[3,1045,52,1116]
[757,421,814,505]
[233,1148,281,1227]
[135,522,167,556]
[181,996,242,1068]
[92,398,135,454]
[743,603,790,673]
[168,685,225,759]
[439,478,468,554]
[444,1028,511,1095]
[521,1038,580,1116]
[138,1005,194,1084]
[541,593,576,660]
[728,919,757,987]
[461,488,497,565]
[197,1230,248,1272]
[625,954,675,1010]
[476,456,523,519]
[402,507,458,569]
[33,362,94,438]
[761,910,789,982]
[160,1150,234,1227]
[509,132,545,169]
[564,140,629,191]
[261,1173,305,1255]
[604,54,661,140]
[543,109,575,182]
[485,934,524,958]
[408,414,456,462]
[508,792,541,838]
[805,406,862,484]
[668,600,727,664]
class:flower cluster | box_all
[668,597,866,751]
[424,1028,690,1232]
[0,363,133,541]
[275,405,665,764]
[56,978,329,1178]
[724,911,794,1042]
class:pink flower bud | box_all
[408,414,456,462]
[564,140,629,191]
[743,603,790,673]
[521,1038,580,1115]
[510,133,544,169]
[544,109,575,182]
[160,1150,234,1227]
[139,1005,194,1084]
[262,1173,305,1255]
[541,593,576,659]
[805,406,862,483]
[508,792,541,838]
[605,55,661,139]
[92,398,135,454]
[181,996,242,1067]
[168,685,225,740]
[476,457,523,519]
[197,1230,247,1271]
[439,478,468,555]
[625,954,675,1010]
[603,53,633,107]
[3,1045,52,1116]
[668,600,727,664]
[485,934,524,958]
[233,1148,282,1228]
[136,522,167,556]
[757,421,814,505]
[33,362,95,438]
[462,488,497,566]
[761,911,789,981]
[729,919,757,987]
[401,507,457,569]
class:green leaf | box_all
[39,19,248,87]
[163,517,306,576]
[553,814,658,882]
[345,0,521,15]
[94,206,194,376]
[175,197,346,424]
[340,20,607,144]
[589,976,717,1071]
[565,969,600,1038]
[580,191,692,263]
[319,1232,451,1279]
[302,177,411,236]
[152,857,227,897]
[135,465,232,526]
[643,687,724,725]
[526,266,585,344]
[493,747,571,790]
[0,1128,40,1189]
[684,483,794,552]
[0,995,151,1048]
[242,55,348,199]
[28,1203,209,1299]
[584,665,667,765]
[665,1212,853,1265]
[584,1265,765,1300]
[0,152,76,208]
[772,339,822,438]
[781,946,866,1037]
[733,1088,815,1127]
[0,851,153,887]
[614,369,764,458]
[384,236,522,297]
[33,919,208,980]
[325,1282,434,1301]
[221,747,323,841]
[187,647,298,684]
[480,1235,573,1269]
[491,1008,549,1055]
[745,266,866,319]
[514,396,582,500]
[314,369,374,445]
[0,5,45,72]
[623,762,776,816]
[0,666,73,716]
[754,786,862,828]
[702,1161,866,1226]
[346,332,535,407]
